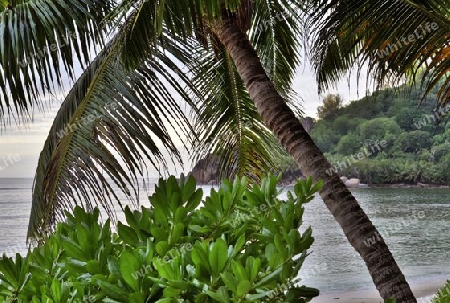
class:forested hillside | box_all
[310,85,450,185]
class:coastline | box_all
[195,180,450,189]
[312,277,447,303]
[368,183,450,189]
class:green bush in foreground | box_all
[433,280,450,303]
[0,175,322,302]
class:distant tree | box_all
[359,118,402,140]
[332,115,367,136]
[431,143,450,162]
[317,94,344,120]
[335,133,361,155]
[440,154,450,183]
[310,122,340,153]
[393,131,433,153]
[395,108,425,131]
[433,126,450,145]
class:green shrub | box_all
[433,280,450,303]
[0,174,322,303]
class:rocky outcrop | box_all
[189,156,221,184]
[345,178,360,188]
[279,168,303,186]
[189,156,303,185]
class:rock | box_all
[300,117,315,133]
[345,178,360,188]
[280,168,303,185]
[189,153,305,185]
[340,176,348,183]
[189,155,221,184]
[359,183,369,188]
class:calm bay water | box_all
[298,187,450,294]
[0,178,449,294]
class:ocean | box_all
[0,178,449,296]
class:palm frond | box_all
[102,0,304,184]
[29,16,199,242]
[189,45,292,184]
[188,0,305,182]
[29,0,309,238]
[0,0,111,120]
[249,0,304,100]
[103,0,262,70]
[309,0,450,105]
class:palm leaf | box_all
[249,0,304,100]
[102,0,304,183]
[309,0,450,105]
[188,0,305,182]
[103,0,258,70]
[29,0,308,238]
[190,45,290,183]
[29,16,199,242]
[0,0,111,120]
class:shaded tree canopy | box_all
[317,94,344,120]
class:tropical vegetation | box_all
[1,0,412,300]
[0,175,322,303]
[433,280,450,303]
[309,84,450,185]
[0,0,449,301]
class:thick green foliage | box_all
[309,84,450,184]
[433,280,450,303]
[0,175,322,302]
[359,118,402,141]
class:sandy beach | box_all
[312,277,447,303]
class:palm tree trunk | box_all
[212,19,417,303]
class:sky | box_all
[0,59,370,178]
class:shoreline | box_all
[312,277,448,303]
[366,183,450,189]
[197,181,450,189]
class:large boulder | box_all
[189,156,220,184]
[345,178,360,188]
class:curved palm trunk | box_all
[213,19,416,303]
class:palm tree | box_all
[0,0,429,301]
[309,0,450,300]
[210,13,415,303]
[309,0,449,105]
